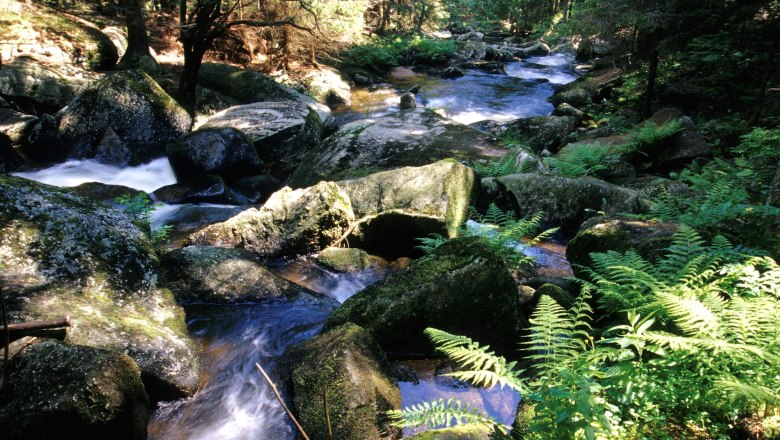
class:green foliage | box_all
[544,143,624,177]
[342,36,454,71]
[626,119,684,151]
[414,232,448,253]
[387,398,506,433]
[473,154,519,178]
[115,193,171,246]
[409,37,455,64]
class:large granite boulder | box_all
[302,68,352,106]
[566,217,679,278]
[0,55,95,111]
[160,245,335,304]
[0,108,38,149]
[152,174,240,205]
[0,340,149,440]
[199,101,322,180]
[0,175,200,401]
[286,323,402,440]
[483,174,647,233]
[325,236,523,356]
[550,67,622,108]
[289,108,502,188]
[187,181,354,257]
[166,127,264,182]
[23,69,191,165]
[501,115,577,154]
[337,159,477,257]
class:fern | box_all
[387,398,507,433]
[415,233,448,254]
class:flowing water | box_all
[10,52,579,439]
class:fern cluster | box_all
[544,142,624,178]
[115,193,172,246]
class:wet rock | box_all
[552,102,589,123]
[0,55,94,111]
[501,115,577,154]
[199,101,322,180]
[317,247,380,273]
[93,127,131,166]
[289,108,501,188]
[0,340,149,440]
[287,323,402,440]
[167,127,264,182]
[0,175,200,401]
[441,66,466,78]
[407,425,495,439]
[160,245,334,304]
[459,60,507,74]
[485,44,516,61]
[456,40,488,60]
[337,160,477,257]
[187,181,354,257]
[550,67,622,108]
[486,173,647,233]
[325,236,523,356]
[516,40,551,57]
[400,92,417,110]
[152,174,240,205]
[230,174,281,205]
[69,182,145,207]
[302,68,351,106]
[22,69,191,165]
[456,30,484,41]
[566,217,679,277]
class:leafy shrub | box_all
[342,37,404,70]
[409,37,455,64]
[115,193,172,246]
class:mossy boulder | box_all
[166,127,264,182]
[337,159,477,257]
[0,175,200,401]
[486,174,647,233]
[0,108,38,149]
[408,424,496,440]
[0,340,149,440]
[325,236,523,356]
[187,181,354,257]
[317,247,380,273]
[199,101,322,180]
[0,55,93,111]
[230,174,281,205]
[69,182,145,206]
[286,323,402,440]
[152,174,240,205]
[289,108,502,188]
[23,69,191,165]
[302,68,352,106]
[566,217,679,278]
[160,245,336,304]
[500,115,577,154]
[550,67,622,108]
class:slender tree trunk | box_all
[117,0,156,69]
[748,30,778,126]
[561,0,569,22]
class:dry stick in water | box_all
[1,286,9,391]
[255,363,311,440]
[324,385,333,439]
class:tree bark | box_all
[117,0,156,70]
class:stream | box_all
[12,52,578,439]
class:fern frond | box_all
[524,295,579,373]
[415,233,449,254]
[714,377,780,406]
[656,292,722,339]
[387,398,507,433]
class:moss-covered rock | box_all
[166,127,264,182]
[408,424,496,440]
[0,108,38,149]
[160,245,336,304]
[0,175,200,401]
[187,181,354,257]
[337,159,477,257]
[286,323,402,440]
[152,174,240,205]
[199,101,322,180]
[501,115,577,154]
[325,236,523,356]
[68,182,145,206]
[487,173,647,233]
[550,67,622,108]
[23,69,191,165]
[289,108,502,188]
[0,56,94,111]
[566,217,679,278]
[0,340,149,440]
[317,247,380,273]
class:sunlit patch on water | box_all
[12,157,176,192]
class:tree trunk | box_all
[642,35,659,119]
[178,41,205,115]
[117,0,156,70]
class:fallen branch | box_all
[6,317,71,343]
[255,363,311,440]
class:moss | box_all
[317,247,375,273]
[408,424,495,440]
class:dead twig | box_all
[255,362,311,440]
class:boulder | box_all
[196,62,333,123]
[0,55,94,111]
[0,108,38,148]
[643,108,712,168]
[302,68,351,106]
[230,174,281,205]
[69,182,145,206]
[0,340,149,440]
[515,40,551,57]
[199,101,322,180]
[566,217,679,277]
[325,236,523,356]
[456,30,484,41]
[501,115,577,154]
[187,181,354,257]
[485,44,516,61]
[0,134,26,172]
[456,40,488,60]
[459,60,507,74]
[166,127,264,182]
[102,26,129,58]
[23,70,191,165]
[337,160,477,257]
[550,67,622,108]
[289,108,501,188]
[441,66,466,78]
[485,174,647,233]
[152,174,240,205]
[0,175,200,401]
[160,245,335,304]
[400,92,417,110]
[286,323,402,440]
[317,247,380,273]
[408,425,495,440]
